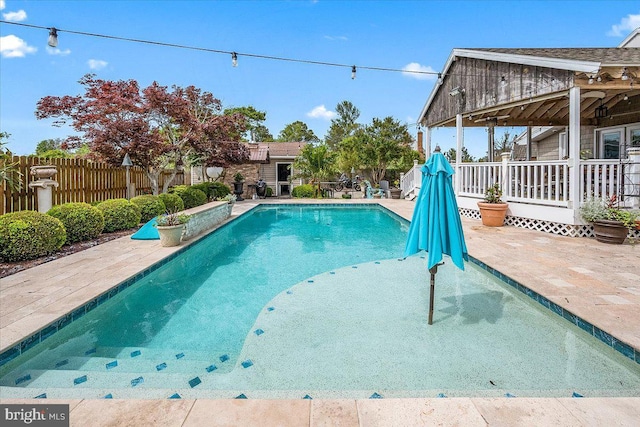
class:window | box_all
[598,129,623,159]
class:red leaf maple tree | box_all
[36,74,249,194]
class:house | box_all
[403,28,640,237]
[191,142,307,197]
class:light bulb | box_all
[48,28,58,48]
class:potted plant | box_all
[579,196,637,244]
[477,183,508,227]
[233,172,245,201]
[155,211,191,247]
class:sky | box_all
[1,1,639,159]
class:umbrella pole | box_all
[427,263,444,325]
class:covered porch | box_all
[403,31,640,237]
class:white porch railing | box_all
[402,148,640,216]
[400,160,421,198]
[459,160,571,207]
[458,158,637,208]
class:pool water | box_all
[1,205,639,399]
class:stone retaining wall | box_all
[182,201,233,241]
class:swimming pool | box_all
[0,204,639,399]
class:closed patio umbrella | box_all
[404,146,468,324]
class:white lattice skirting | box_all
[459,208,640,239]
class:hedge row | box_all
[0,184,228,263]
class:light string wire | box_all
[0,20,437,77]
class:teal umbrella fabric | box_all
[404,149,468,271]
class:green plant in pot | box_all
[155,211,191,247]
[579,196,637,244]
[232,172,245,201]
[477,183,509,227]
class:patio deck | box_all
[1,198,639,426]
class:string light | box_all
[588,75,594,85]
[47,27,58,48]
[0,20,437,79]
[500,76,507,87]
[621,67,629,81]
[0,19,610,94]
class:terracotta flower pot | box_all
[157,224,184,247]
[477,202,508,227]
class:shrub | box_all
[171,185,207,209]
[96,199,142,232]
[292,184,316,198]
[158,193,184,213]
[191,182,232,200]
[266,187,273,197]
[131,195,166,223]
[47,202,104,244]
[0,210,66,262]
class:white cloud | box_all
[607,12,640,36]
[0,35,37,58]
[307,105,336,120]
[0,1,5,10]
[402,62,437,80]
[3,9,27,21]
[47,46,71,56]
[324,35,348,41]
[88,59,108,70]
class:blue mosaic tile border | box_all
[468,256,640,366]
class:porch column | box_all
[425,127,432,158]
[526,126,532,160]
[629,148,640,209]
[487,126,494,162]
[568,86,581,218]
[455,113,463,193]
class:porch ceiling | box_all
[455,86,640,128]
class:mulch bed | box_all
[0,229,136,279]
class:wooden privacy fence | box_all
[0,156,189,215]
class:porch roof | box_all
[469,47,640,66]
[419,41,640,129]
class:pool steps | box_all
[0,346,240,391]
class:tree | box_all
[277,121,319,143]
[325,101,361,148]
[35,138,63,156]
[293,143,338,197]
[224,106,273,142]
[493,130,516,158]
[444,146,475,163]
[0,132,23,192]
[36,74,248,194]
[357,117,414,185]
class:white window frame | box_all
[627,125,640,154]
[595,126,624,159]
[558,131,568,159]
